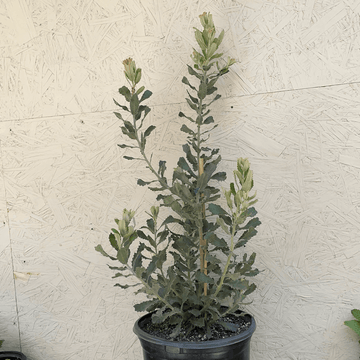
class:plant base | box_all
[133,312,256,360]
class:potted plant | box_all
[96,12,261,360]
[0,341,27,360]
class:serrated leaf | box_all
[136,230,149,240]
[135,266,146,278]
[182,144,197,168]
[187,65,202,79]
[219,213,232,226]
[217,217,230,235]
[217,30,225,47]
[243,283,257,296]
[109,233,119,251]
[225,272,241,281]
[234,239,247,250]
[134,300,158,312]
[173,169,191,187]
[158,160,167,178]
[132,243,145,270]
[182,76,197,90]
[211,172,226,181]
[207,42,218,59]
[118,86,131,101]
[186,98,198,111]
[115,283,139,289]
[198,82,207,100]
[156,249,167,269]
[239,227,257,242]
[117,247,129,264]
[218,320,238,332]
[244,269,259,277]
[194,28,206,49]
[187,92,199,105]
[191,317,205,327]
[123,120,134,132]
[207,86,217,95]
[112,272,132,278]
[108,264,127,271]
[130,94,139,115]
[151,308,170,324]
[137,179,153,186]
[245,207,257,217]
[114,112,124,121]
[227,279,248,290]
[210,52,223,61]
[204,160,218,178]
[95,244,116,260]
[195,271,214,284]
[197,172,209,192]
[144,301,162,313]
[135,85,145,95]
[208,203,227,215]
[152,186,167,192]
[240,217,261,230]
[172,182,193,202]
[203,116,214,124]
[146,257,157,278]
[180,124,195,135]
[206,233,228,248]
[188,309,202,317]
[209,94,221,105]
[146,218,155,233]
[205,253,221,264]
[177,157,195,176]
[207,77,218,88]
[121,126,136,140]
[158,230,168,244]
[203,64,213,72]
[161,215,183,226]
[219,68,230,76]
[113,100,129,112]
[170,323,182,338]
[158,286,167,298]
[137,105,151,121]
[178,111,195,122]
[118,144,137,149]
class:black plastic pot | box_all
[0,351,26,360]
[133,312,256,360]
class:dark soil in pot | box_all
[141,313,252,342]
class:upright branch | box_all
[198,157,207,295]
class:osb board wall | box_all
[0,0,360,359]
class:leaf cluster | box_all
[96,12,261,338]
